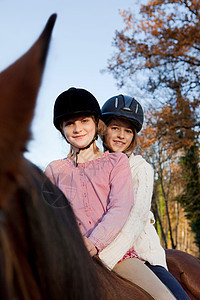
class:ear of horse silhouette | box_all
[0,14,57,173]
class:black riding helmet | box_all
[53,87,101,166]
[54,87,101,130]
[101,94,144,133]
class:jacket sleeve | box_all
[88,154,134,252]
[99,155,154,269]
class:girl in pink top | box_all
[45,87,135,256]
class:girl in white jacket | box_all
[99,94,190,300]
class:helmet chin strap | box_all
[74,133,98,167]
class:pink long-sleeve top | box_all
[45,151,134,252]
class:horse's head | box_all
[0,14,56,206]
[0,15,102,299]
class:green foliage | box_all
[178,144,200,249]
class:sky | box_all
[0,0,143,170]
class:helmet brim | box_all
[101,112,142,133]
[54,110,100,130]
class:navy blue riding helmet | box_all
[101,94,144,133]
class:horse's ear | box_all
[0,14,57,172]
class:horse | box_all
[166,249,200,300]
[0,13,199,300]
[0,14,153,299]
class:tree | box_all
[107,0,200,106]
[107,0,200,151]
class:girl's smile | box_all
[106,118,134,153]
[62,115,96,150]
[73,134,87,139]
[112,140,126,145]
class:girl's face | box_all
[105,118,134,153]
[62,115,96,150]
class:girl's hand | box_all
[83,236,98,256]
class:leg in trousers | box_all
[113,258,176,300]
[145,262,190,300]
